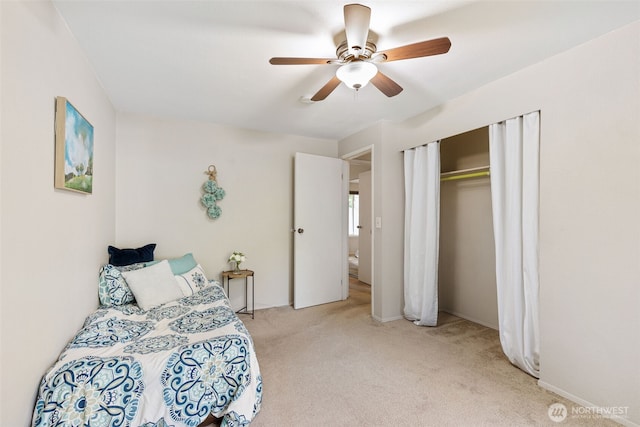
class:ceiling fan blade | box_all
[269,57,335,65]
[376,37,451,62]
[370,71,403,97]
[310,76,342,101]
[344,4,371,57]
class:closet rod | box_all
[440,165,490,182]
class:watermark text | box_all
[548,403,628,423]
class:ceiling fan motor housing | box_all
[336,40,379,62]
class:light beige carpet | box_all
[242,281,617,426]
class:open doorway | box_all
[344,148,373,308]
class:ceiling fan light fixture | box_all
[336,61,377,90]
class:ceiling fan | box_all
[269,3,451,101]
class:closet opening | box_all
[405,111,540,377]
[438,126,498,330]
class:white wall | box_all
[339,21,640,423]
[439,178,496,328]
[115,113,337,310]
[0,2,117,426]
[0,0,4,411]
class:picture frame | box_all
[54,97,94,194]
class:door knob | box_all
[297,228,304,234]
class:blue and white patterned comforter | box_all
[32,283,262,427]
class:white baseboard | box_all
[538,380,638,427]
[439,309,498,330]
[373,314,404,322]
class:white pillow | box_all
[174,264,209,296]
[122,260,183,310]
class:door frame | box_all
[342,145,375,317]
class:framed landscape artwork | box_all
[54,97,94,194]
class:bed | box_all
[31,250,262,427]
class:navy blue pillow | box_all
[108,244,156,266]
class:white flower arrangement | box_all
[228,251,246,270]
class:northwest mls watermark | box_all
[548,402,629,423]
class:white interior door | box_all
[294,152,348,309]
[358,171,372,285]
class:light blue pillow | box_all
[147,253,198,275]
[169,253,198,274]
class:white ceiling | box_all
[53,0,639,141]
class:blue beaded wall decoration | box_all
[201,165,225,219]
